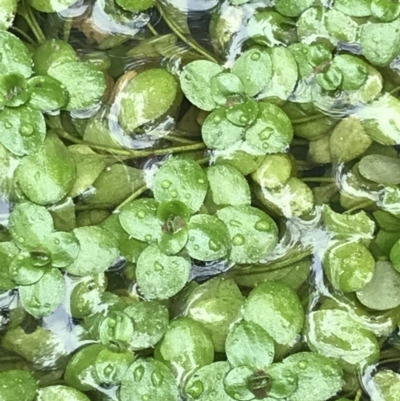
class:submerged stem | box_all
[20,1,46,44]
[114,185,148,212]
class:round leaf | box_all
[244,282,304,346]
[0,105,46,156]
[333,54,368,91]
[120,359,179,401]
[223,366,255,401]
[371,0,400,22]
[231,48,272,97]
[210,72,244,106]
[180,60,224,111]
[276,0,314,17]
[225,321,275,370]
[359,154,400,185]
[99,311,134,346]
[154,157,208,213]
[267,363,299,399]
[65,226,119,277]
[119,69,177,132]
[116,0,155,11]
[251,154,292,189]
[0,73,30,108]
[28,0,77,12]
[19,268,65,318]
[9,252,46,285]
[37,385,90,401]
[217,205,278,263]
[186,214,231,261]
[124,301,169,350]
[0,370,38,401]
[48,62,106,111]
[136,243,191,300]
[0,0,17,30]
[28,76,69,112]
[369,370,400,401]
[94,348,134,385]
[334,0,372,16]
[0,242,18,290]
[42,231,80,268]
[16,134,76,205]
[226,98,259,127]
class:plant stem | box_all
[147,22,159,36]
[63,18,73,43]
[167,135,198,144]
[55,129,207,158]
[302,177,336,183]
[10,26,37,45]
[389,85,400,95]
[291,114,326,125]
[114,185,148,212]
[20,1,46,44]
[343,200,375,215]
[156,4,218,63]
[354,389,362,401]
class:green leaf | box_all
[186,214,231,261]
[322,205,375,241]
[260,46,298,101]
[324,9,359,43]
[65,226,119,276]
[255,177,314,218]
[306,309,379,372]
[119,198,161,243]
[207,164,250,206]
[225,321,275,370]
[217,205,278,263]
[154,157,208,213]
[116,0,155,11]
[360,19,400,67]
[371,0,400,21]
[329,116,372,163]
[223,366,256,401]
[334,0,372,16]
[94,347,134,385]
[19,267,65,318]
[323,241,375,293]
[9,252,46,285]
[266,363,299,399]
[155,317,214,381]
[226,98,259,127]
[0,370,38,401]
[316,65,343,91]
[373,210,400,232]
[332,54,368,91]
[9,202,54,251]
[187,296,244,352]
[0,31,32,78]
[251,154,292,189]
[245,102,293,153]
[48,62,106,111]
[231,48,272,97]
[42,231,80,268]
[180,60,224,111]
[33,39,76,76]
[16,134,76,205]
[390,238,400,273]
[282,352,343,401]
[210,72,244,106]
[0,73,30,108]
[120,359,179,401]
[124,301,169,350]
[296,7,332,46]
[99,310,134,346]
[184,362,232,401]
[244,282,304,346]
[118,69,178,132]
[358,154,400,185]
[369,370,400,401]
[28,0,77,12]
[158,228,188,256]
[201,108,243,150]
[37,385,90,401]
[0,0,17,30]
[356,261,400,311]
[136,244,191,300]
[70,278,103,319]
[49,197,76,232]
[0,242,18,290]
[0,105,46,156]
[275,0,314,17]
[81,164,145,208]
[27,76,69,112]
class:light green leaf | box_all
[19,268,65,318]
[324,9,359,43]
[136,243,191,300]
[49,197,76,232]
[65,226,120,276]
[251,154,292,189]
[94,348,134,385]
[16,134,76,205]
[28,0,77,12]
[275,0,314,17]
[371,0,400,22]
[9,252,46,286]
[180,60,224,111]
[217,205,278,263]
[296,7,332,46]
[244,282,304,346]
[37,385,90,401]
[42,231,80,268]
[0,105,46,156]
[223,366,255,401]
[369,370,400,401]
[0,370,38,401]
[116,0,155,11]
[0,0,17,30]
[334,0,372,16]
[210,72,244,106]
[332,54,368,91]
[118,69,178,132]
[359,154,400,185]
[98,310,134,346]
[226,98,259,127]
[0,242,18,290]
[0,73,30,108]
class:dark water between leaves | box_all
[1,1,400,401]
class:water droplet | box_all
[298,360,307,369]
[134,366,145,382]
[229,220,241,227]
[171,190,178,198]
[255,220,270,231]
[232,234,245,245]
[34,172,41,181]
[54,239,60,245]
[137,211,145,219]
[209,240,220,251]
[198,178,205,184]
[186,380,204,399]
[216,373,222,380]
[161,180,171,189]
[251,51,261,61]
[262,143,269,150]
[214,115,222,123]
[17,255,24,260]
[185,193,191,199]
[104,364,114,376]
[145,234,152,242]
[27,184,32,190]
[31,296,40,307]
[142,395,149,401]
[194,244,200,251]
[154,262,164,272]
[4,120,12,129]
[20,124,34,136]
[107,318,116,328]
[18,237,25,244]
[240,115,248,124]
[151,370,164,387]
